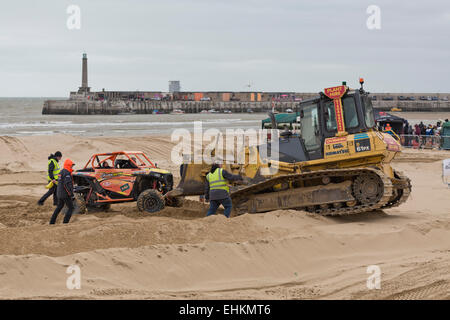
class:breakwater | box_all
[42,98,450,115]
[43,100,301,114]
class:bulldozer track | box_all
[231,167,394,216]
[381,170,412,210]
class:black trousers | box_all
[49,197,74,224]
[39,184,57,205]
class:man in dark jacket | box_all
[38,151,62,206]
[49,158,75,224]
[204,163,243,218]
[419,122,426,135]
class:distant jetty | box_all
[43,54,450,115]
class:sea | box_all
[0,98,266,137]
[0,98,448,137]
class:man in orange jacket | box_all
[385,123,392,131]
[49,159,76,224]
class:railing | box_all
[399,134,447,149]
[383,129,400,141]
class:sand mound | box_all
[0,208,448,299]
[0,134,449,299]
[0,134,178,174]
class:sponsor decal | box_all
[324,85,348,133]
[101,172,122,179]
[120,183,130,192]
[323,85,347,100]
[355,138,371,152]
[325,136,347,144]
[354,133,370,140]
[334,99,345,132]
[326,149,349,156]
[382,134,400,151]
[325,135,349,157]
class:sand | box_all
[0,134,449,300]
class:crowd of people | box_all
[385,119,450,148]
[400,119,449,137]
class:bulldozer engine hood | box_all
[378,132,401,152]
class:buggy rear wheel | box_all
[63,193,87,215]
[137,189,165,213]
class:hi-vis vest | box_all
[47,158,60,181]
[206,168,230,193]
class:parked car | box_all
[407,96,416,101]
[200,97,211,101]
[382,96,394,101]
[441,97,449,101]
[431,96,439,101]
[419,96,427,101]
[371,96,377,101]
[398,96,407,101]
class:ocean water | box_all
[0,98,266,136]
[0,98,446,137]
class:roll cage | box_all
[82,151,156,170]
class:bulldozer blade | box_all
[168,163,209,197]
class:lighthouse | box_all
[78,53,91,94]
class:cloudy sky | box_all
[0,0,449,96]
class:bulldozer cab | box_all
[297,84,376,160]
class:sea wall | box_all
[42,98,450,115]
[42,100,126,115]
[42,100,301,114]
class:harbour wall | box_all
[43,98,450,115]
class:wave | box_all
[0,119,259,129]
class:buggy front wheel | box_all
[137,189,165,213]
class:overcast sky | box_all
[0,0,449,96]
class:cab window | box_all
[325,96,359,131]
[300,102,321,152]
[362,96,376,128]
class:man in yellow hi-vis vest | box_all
[38,151,62,206]
[204,163,243,218]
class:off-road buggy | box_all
[69,151,182,214]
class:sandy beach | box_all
[0,134,448,299]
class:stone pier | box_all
[42,98,450,115]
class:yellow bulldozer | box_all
[168,79,411,216]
